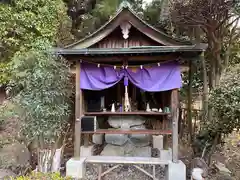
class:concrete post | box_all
[166,160,186,180]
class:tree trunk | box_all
[37,134,64,173]
[38,147,63,173]
[51,147,63,172]
[201,53,208,123]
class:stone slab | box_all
[100,143,151,157]
[66,158,86,179]
[105,133,128,146]
[101,144,125,156]
[108,116,145,128]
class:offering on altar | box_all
[146,103,151,112]
[164,107,171,113]
[111,103,116,112]
[151,108,158,112]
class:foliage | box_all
[143,0,163,29]
[193,64,240,158]
[0,160,31,177]
[64,0,145,39]
[0,63,10,85]
[209,64,240,134]
[89,0,122,33]
[228,37,240,66]
[13,172,73,180]
[8,39,72,146]
[171,0,240,88]
[0,104,8,126]
[0,0,69,84]
[65,0,189,41]
[180,58,204,102]
[0,102,22,147]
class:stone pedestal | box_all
[80,145,94,157]
[153,135,163,150]
[166,160,186,180]
[92,134,104,144]
[66,158,86,179]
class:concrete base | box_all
[66,158,86,179]
[166,160,186,180]
[160,148,172,161]
[80,145,94,157]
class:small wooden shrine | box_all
[56,2,206,179]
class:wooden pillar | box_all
[188,60,193,143]
[74,61,82,157]
[82,91,89,147]
[171,89,179,163]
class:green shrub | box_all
[13,172,73,180]
[209,64,240,134]
[193,64,240,157]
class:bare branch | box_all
[226,16,240,29]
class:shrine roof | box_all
[63,2,199,49]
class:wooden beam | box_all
[65,54,180,63]
[70,64,189,74]
[74,61,82,157]
[84,111,170,116]
[81,129,172,135]
[171,89,179,163]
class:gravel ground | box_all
[81,147,164,180]
[63,146,166,180]
[83,164,165,180]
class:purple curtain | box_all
[80,61,182,91]
[126,62,182,92]
[80,63,123,90]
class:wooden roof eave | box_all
[65,6,192,49]
[56,44,207,55]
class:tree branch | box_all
[226,16,240,30]
[224,18,239,68]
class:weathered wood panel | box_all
[91,27,162,49]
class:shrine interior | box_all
[83,81,172,131]
[83,82,171,112]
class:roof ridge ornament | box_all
[120,21,131,39]
[118,0,132,10]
